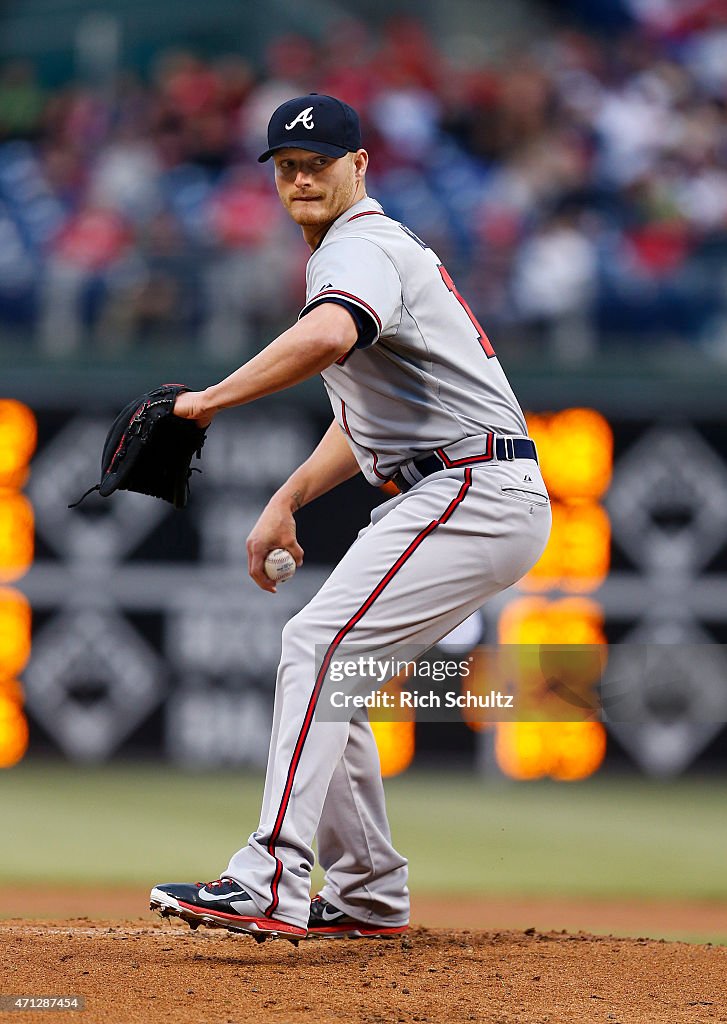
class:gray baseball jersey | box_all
[300,196,528,484]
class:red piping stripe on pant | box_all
[264,468,474,916]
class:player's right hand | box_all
[247,499,304,593]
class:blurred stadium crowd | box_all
[2,5,727,362]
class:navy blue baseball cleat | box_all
[306,895,409,939]
[149,878,306,944]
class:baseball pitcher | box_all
[150,94,551,942]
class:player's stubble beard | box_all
[281,158,365,238]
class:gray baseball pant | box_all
[224,460,551,928]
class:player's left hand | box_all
[173,390,214,428]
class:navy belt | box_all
[392,435,537,493]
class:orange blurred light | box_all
[0,678,24,703]
[494,598,607,780]
[371,719,415,778]
[0,401,37,490]
[0,492,34,582]
[495,722,550,780]
[0,588,31,679]
[499,596,606,646]
[526,408,612,502]
[0,686,29,768]
[500,408,611,781]
[549,721,607,780]
[520,501,611,593]
[460,646,500,732]
[495,721,606,781]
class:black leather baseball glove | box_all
[69,384,207,510]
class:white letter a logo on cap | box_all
[285,106,315,131]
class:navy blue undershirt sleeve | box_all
[301,297,378,350]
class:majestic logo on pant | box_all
[285,106,315,131]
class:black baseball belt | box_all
[391,434,538,493]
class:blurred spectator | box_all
[1,7,727,361]
[97,212,202,349]
[201,169,302,357]
[512,210,598,362]
[0,61,44,142]
[89,133,162,222]
[38,206,141,355]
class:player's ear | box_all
[353,149,368,180]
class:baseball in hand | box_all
[264,548,297,583]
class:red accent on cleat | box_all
[177,900,306,937]
[310,922,409,937]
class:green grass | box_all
[391,772,727,901]
[1,763,726,901]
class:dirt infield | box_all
[2,885,726,943]
[1,916,726,1024]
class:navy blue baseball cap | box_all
[258,93,362,163]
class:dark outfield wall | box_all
[8,387,727,777]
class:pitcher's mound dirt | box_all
[1,919,725,1024]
